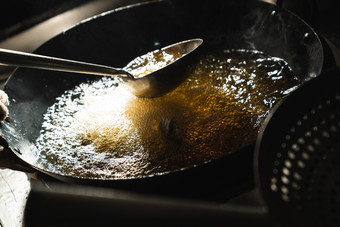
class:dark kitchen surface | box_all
[0,0,339,226]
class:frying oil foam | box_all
[36,49,299,179]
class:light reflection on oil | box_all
[124,48,182,78]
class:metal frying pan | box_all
[24,67,340,226]
[0,0,324,199]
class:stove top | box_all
[0,0,339,226]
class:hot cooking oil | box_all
[36,49,299,179]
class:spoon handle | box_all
[0,48,133,79]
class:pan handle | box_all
[0,136,35,173]
[25,182,273,227]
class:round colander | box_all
[255,67,340,226]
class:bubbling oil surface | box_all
[124,48,182,78]
[36,49,299,179]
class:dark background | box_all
[0,0,339,48]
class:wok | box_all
[0,0,324,200]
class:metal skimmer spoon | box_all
[0,38,203,98]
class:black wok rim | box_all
[2,0,324,182]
